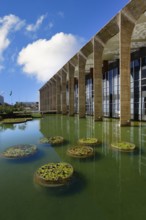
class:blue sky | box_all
[0,0,129,104]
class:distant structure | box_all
[15,102,39,111]
[39,0,146,126]
[0,95,4,105]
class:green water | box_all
[0,115,146,220]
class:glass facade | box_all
[130,59,141,120]
[102,51,146,121]
[141,57,146,120]
[65,49,146,121]
[130,56,146,121]
[85,72,94,115]
[74,78,78,113]
[103,65,120,118]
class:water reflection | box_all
[0,123,16,131]
[39,115,146,178]
[34,171,87,198]
[18,123,27,130]
[0,115,146,220]
[5,149,45,164]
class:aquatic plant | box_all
[2,118,31,124]
[31,112,42,118]
[67,145,94,158]
[35,162,73,187]
[48,136,64,145]
[1,144,37,159]
[78,138,98,146]
[111,141,136,152]
[39,137,49,144]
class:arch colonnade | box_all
[39,0,146,126]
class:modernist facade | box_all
[39,0,146,126]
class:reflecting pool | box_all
[0,115,146,220]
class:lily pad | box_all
[34,162,73,187]
[78,138,98,146]
[48,136,64,145]
[111,141,136,152]
[39,137,49,144]
[1,144,37,159]
[67,146,94,158]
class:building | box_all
[39,0,146,126]
[15,102,39,111]
[0,95,4,105]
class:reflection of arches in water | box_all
[34,171,87,198]
[102,119,121,151]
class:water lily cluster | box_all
[67,146,94,158]
[78,138,98,146]
[111,141,135,152]
[35,162,73,186]
[1,144,37,159]
[48,136,64,145]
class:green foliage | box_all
[67,145,94,158]
[0,105,14,114]
[48,136,64,145]
[40,137,49,143]
[2,118,28,124]
[1,144,37,159]
[35,162,73,186]
[111,141,135,151]
[78,138,98,146]
[31,112,42,118]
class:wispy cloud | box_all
[26,14,47,32]
[0,14,24,68]
[48,21,54,29]
[17,32,85,82]
[58,11,64,18]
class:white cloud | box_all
[17,32,84,82]
[0,14,24,66]
[26,15,46,32]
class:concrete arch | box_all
[119,0,146,126]
[39,0,146,124]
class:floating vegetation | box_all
[31,112,42,118]
[2,118,31,124]
[78,138,98,146]
[67,146,94,158]
[48,136,64,145]
[111,141,136,152]
[34,162,73,187]
[1,144,37,159]
[39,137,49,144]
